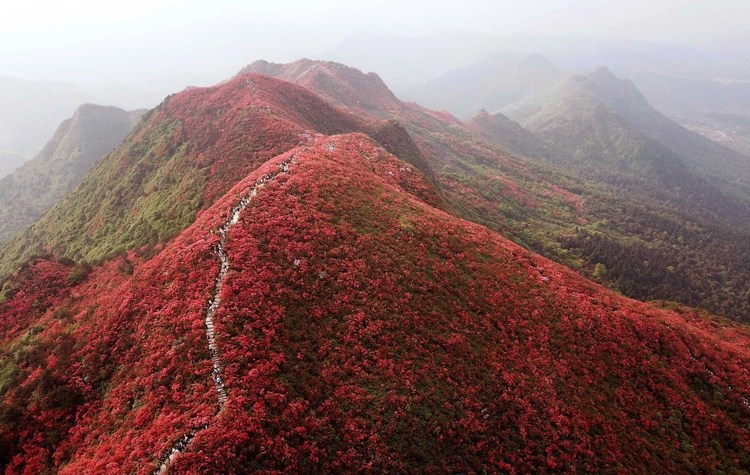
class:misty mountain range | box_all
[4,32,750,178]
[334,32,750,156]
[0,104,144,243]
[3,50,749,321]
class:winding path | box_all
[154,156,297,474]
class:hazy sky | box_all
[1,0,748,96]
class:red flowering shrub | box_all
[0,67,748,474]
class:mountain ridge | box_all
[1,130,749,473]
[240,59,401,117]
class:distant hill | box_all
[517,67,750,214]
[466,109,548,159]
[401,53,563,119]
[0,77,93,174]
[409,55,750,204]
[0,76,162,178]
[0,104,145,243]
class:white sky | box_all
[1,0,748,92]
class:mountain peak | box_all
[589,65,617,80]
[476,108,491,118]
[568,66,648,108]
[240,59,401,115]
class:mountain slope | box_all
[461,69,750,321]
[1,134,749,473]
[0,104,144,243]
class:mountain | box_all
[323,31,750,115]
[0,77,92,175]
[401,53,563,119]
[407,51,750,199]
[0,77,161,178]
[1,122,749,472]
[515,67,750,214]
[457,67,750,321]
[0,104,144,244]
[0,59,749,472]
[369,33,750,160]
[236,60,750,323]
[3,60,750,324]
